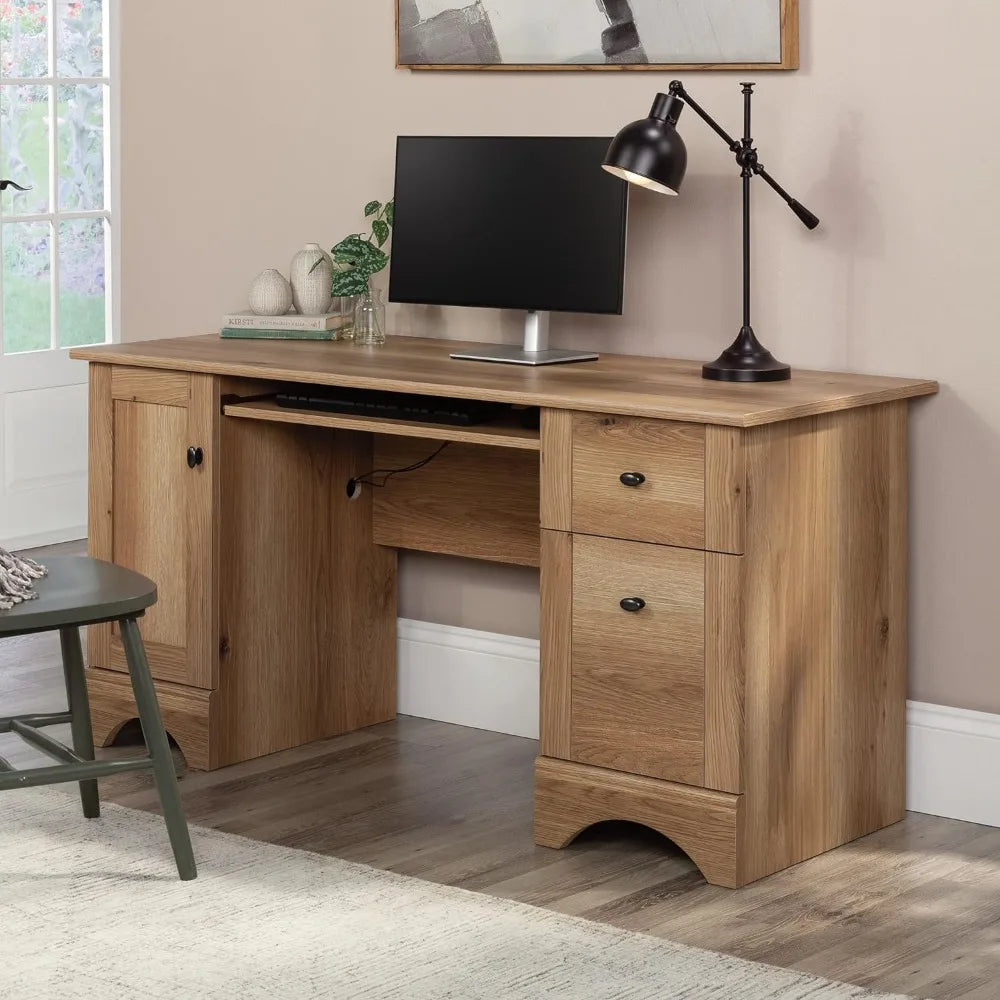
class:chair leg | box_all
[59,626,100,819]
[119,617,197,881]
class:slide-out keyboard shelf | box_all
[222,398,541,451]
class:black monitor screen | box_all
[388,136,628,316]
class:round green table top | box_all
[0,557,157,637]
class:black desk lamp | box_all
[604,81,819,382]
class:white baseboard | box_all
[907,701,1000,827]
[397,620,1000,828]
[397,619,540,740]
[2,526,86,552]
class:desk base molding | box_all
[534,756,742,888]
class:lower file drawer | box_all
[570,534,707,786]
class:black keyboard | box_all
[275,385,511,427]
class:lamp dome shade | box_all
[603,98,688,197]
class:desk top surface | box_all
[71,335,938,427]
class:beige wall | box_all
[121,2,998,712]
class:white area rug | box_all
[2,790,911,999]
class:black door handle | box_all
[619,472,646,488]
[186,446,204,469]
[620,597,646,613]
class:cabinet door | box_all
[88,365,218,689]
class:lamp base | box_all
[702,326,791,382]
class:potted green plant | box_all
[325,199,393,345]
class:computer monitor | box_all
[388,136,628,365]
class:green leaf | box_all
[364,200,382,218]
[372,219,390,247]
[330,269,371,297]
[385,202,394,226]
[331,234,388,278]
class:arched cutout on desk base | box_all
[86,666,214,771]
[533,756,743,889]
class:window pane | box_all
[0,1,49,78]
[57,83,103,210]
[0,84,50,214]
[57,0,103,78]
[2,221,52,353]
[58,216,105,347]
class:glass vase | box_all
[354,287,386,346]
[335,295,357,341]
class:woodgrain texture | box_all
[570,535,705,786]
[704,426,746,555]
[103,375,217,690]
[373,437,540,566]
[704,553,745,793]
[88,665,217,771]
[572,414,706,549]
[539,408,573,531]
[110,399,189,654]
[216,419,397,767]
[539,530,572,759]
[534,757,740,888]
[69,335,938,428]
[396,0,799,72]
[737,401,909,885]
[111,365,190,406]
[86,364,113,669]
[224,398,540,451]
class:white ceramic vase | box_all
[290,243,334,316]
[249,269,293,316]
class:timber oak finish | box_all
[570,535,706,786]
[12,583,1000,1000]
[225,398,541,451]
[372,437,541,568]
[72,335,936,887]
[72,335,936,427]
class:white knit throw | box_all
[0,548,46,611]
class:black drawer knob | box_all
[186,446,204,469]
[620,597,646,613]
[619,472,646,488]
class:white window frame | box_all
[0,0,121,353]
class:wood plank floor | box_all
[3,543,1000,999]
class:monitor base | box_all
[450,345,600,366]
[449,310,599,366]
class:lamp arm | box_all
[668,81,740,153]
[668,80,820,231]
[754,164,820,230]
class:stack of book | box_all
[220,312,348,341]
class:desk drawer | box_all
[571,535,706,786]
[571,414,744,553]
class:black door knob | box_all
[186,446,204,469]
[620,597,646,613]
[619,472,646,488]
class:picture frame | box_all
[396,0,799,72]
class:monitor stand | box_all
[450,312,600,366]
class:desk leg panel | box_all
[216,419,397,766]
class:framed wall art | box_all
[396,0,799,72]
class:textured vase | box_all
[290,243,334,316]
[249,269,293,316]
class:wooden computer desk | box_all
[70,335,937,887]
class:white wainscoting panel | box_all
[397,621,1000,828]
[1,382,88,547]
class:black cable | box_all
[348,441,451,495]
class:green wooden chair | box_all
[0,556,196,880]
